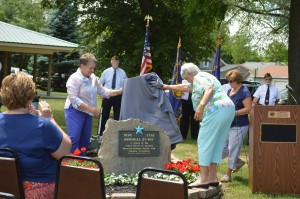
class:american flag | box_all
[139,26,152,75]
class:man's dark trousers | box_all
[180,95,199,140]
[100,95,122,135]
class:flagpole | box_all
[169,37,183,122]
[139,15,153,76]
[212,37,223,80]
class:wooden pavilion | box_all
[0,21,79,95]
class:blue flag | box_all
[169,38,183,121]
[212,42,221,80]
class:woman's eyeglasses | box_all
[229,80,235,83]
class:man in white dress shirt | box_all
[99,56,127,135]
[252,73,280,106]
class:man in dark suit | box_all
[99,56,127,135]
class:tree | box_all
[0,0,46,32]
[42,0,80,72]
[43,1,79,44]
[264,40,288,63]
[41,0,228,80]
[223,0,299,104]
[222,30,261,64]
[288,0,300,105]
[224,0,290,41]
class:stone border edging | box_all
[106,184,222,199]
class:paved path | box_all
[38,92,67,99]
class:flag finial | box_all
[144,15,153,27]
[216,37,223,45]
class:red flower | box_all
[192,165,200,172]
[164,164,171,170]
[179,167,186,173]
[165,157,200,173]
[73,149,81,156]
[61,161,69,165]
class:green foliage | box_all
[224,0,290,52]
[103,171,198,186]
[42,0,80,66]
[264,40,288,63]
[41,0,228,81]
[224,0,290,35]
[105,173,139,186]
[222,31,262,64]
[53,60,79,74]
[42,1,80,44]
[0,0,46,32]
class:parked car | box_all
[36,72,67,92]
[11,67,33,79]
[36,69,79,92]
[219,78,261,97]
[36,72,51,90]
[51,73,68,92]
[277,88,288,105]
[241,80,261,97]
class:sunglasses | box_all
[229,80,236,83]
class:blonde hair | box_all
[0,72,36,110]
[226,69,243,84]
[79,53,97,65]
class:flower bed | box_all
[63,150,199,188]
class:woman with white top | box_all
[64,53,122,153]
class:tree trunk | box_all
[288,0,300,105]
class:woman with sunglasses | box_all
[162,63,235,189]
[220,70,252,183]
[252,73,280,106]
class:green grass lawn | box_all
[172,139,300,199]
[1,96,299,198]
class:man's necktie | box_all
[111,69,116,89]
[265,85,270,105]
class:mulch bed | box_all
[105,185,137,195]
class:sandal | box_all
[209,182,219,187]
[188,180,209,189]
[220,175,231,183]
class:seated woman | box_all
[0,72,71,199]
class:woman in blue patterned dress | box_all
[162,63,235,189]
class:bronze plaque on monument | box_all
[119,131,160,157]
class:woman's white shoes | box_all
[220,175,231,183]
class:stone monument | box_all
[97,118,171,174]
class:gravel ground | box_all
[105,185,137,195]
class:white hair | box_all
[181,63,201,79]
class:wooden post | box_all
[33,54,37,82]
[3,52,9,77]
[47,55,53,96]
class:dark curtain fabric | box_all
[120,73,182,144]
